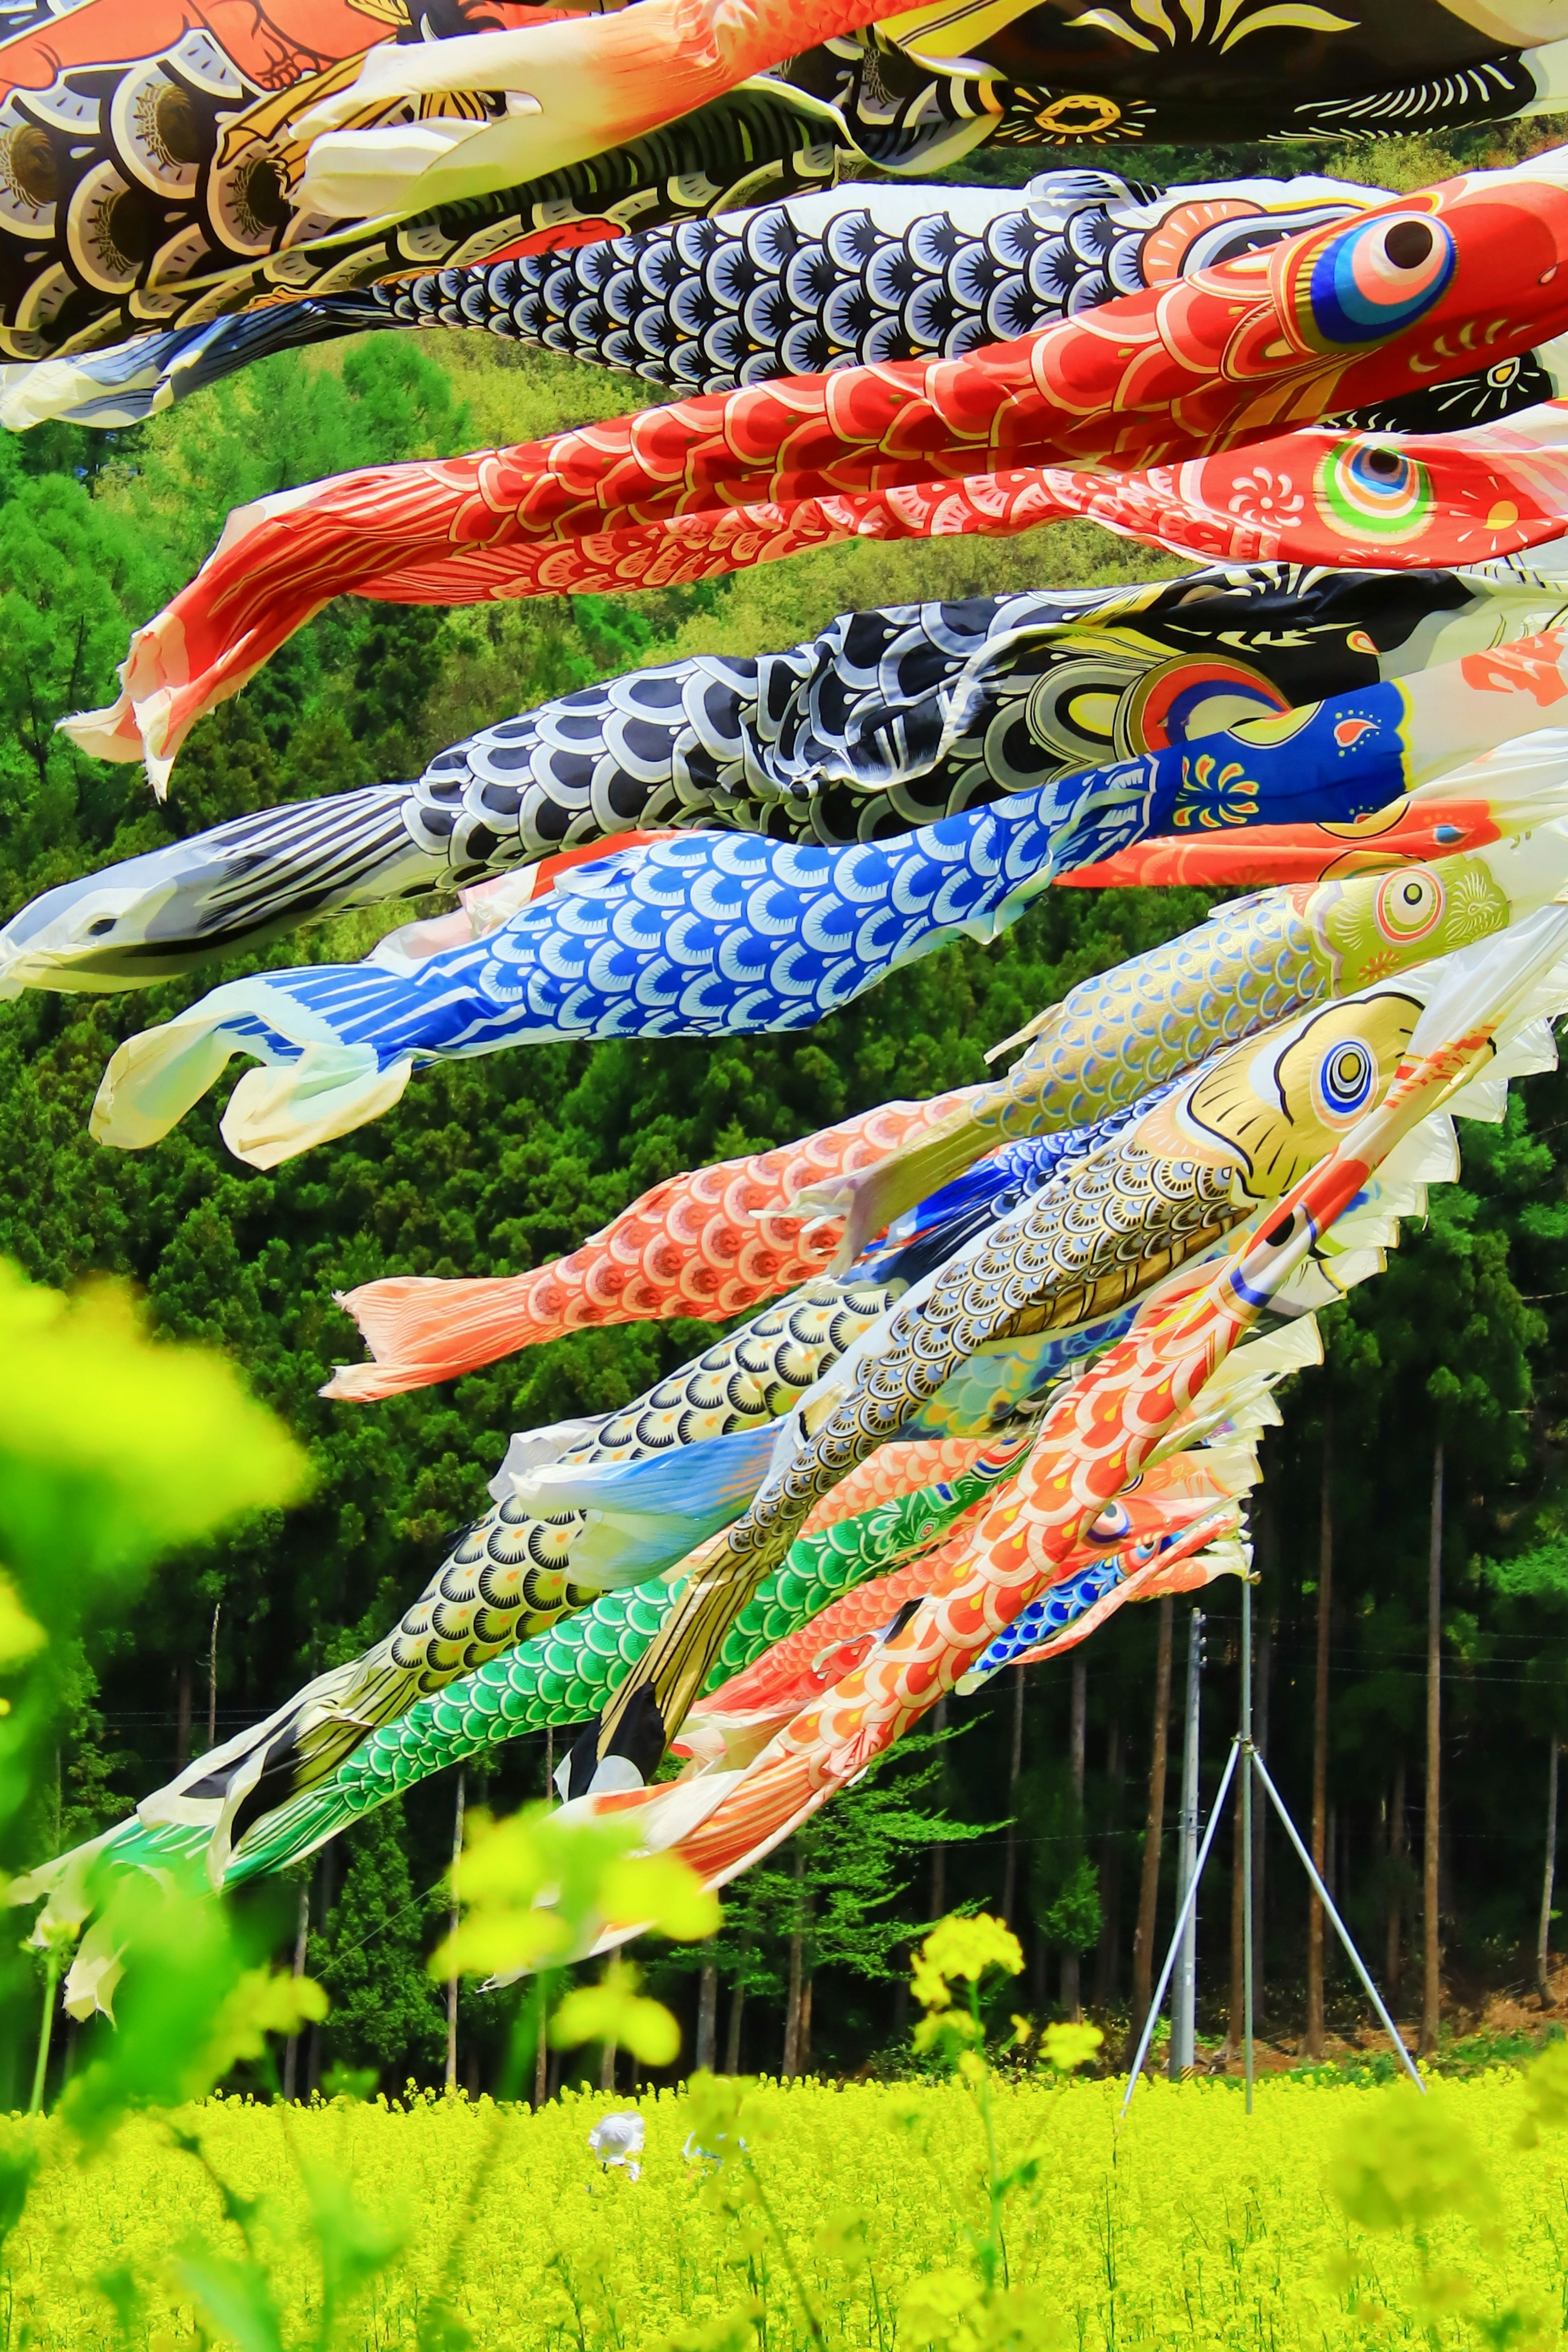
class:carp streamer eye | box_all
[1307,211,1456,346]
[1088,1499,1133,1543]
[1374,867,1445,945]
[1312,1035,1377,1127]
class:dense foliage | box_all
[9,117,1568,2098]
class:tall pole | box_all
[1170,1610,1203,2077]
[1422,1440,1443,2058]
[1127,1596,1174,2065]
[1308,1419,1332,2060]
[1539,1733,1560,2002]
[1241,1578,1254,2114]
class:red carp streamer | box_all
[65,159,1568,784]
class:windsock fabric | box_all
[0,0,933,376]
[545,910,1568,1934]
[320,1088,982,1401]
[3,167,1385,426]
[15,559,1566,1003]
[806,1,1568,159]
[62,151,1568,785]
[83,634,1568,1170]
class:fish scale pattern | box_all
[145,683,1425,1124]
[407,564,1469,866]
[385,176,1162,388]
[223,1445,1026,1877]
[574,1142,1246,1772]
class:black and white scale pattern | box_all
[371,171,1365,392]
[406,564,1477,868]
[0,562,1509,994]
[367,167,1564,433]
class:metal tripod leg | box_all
[1250,1749,1423,2093]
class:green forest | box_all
[8,120,1568,2106]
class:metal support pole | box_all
[1241,1578,1255,2117]
[1122,1739,1238,2114]
[1170,1610,1204,2076]
[1250,1750,1423,2094]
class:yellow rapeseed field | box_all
[5,2069,1568,2352]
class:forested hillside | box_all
[6,120,1568,2103]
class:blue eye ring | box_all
[1299,211,1456,351]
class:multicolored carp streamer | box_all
[553,915,1568,1800]
[82,633,1568,1170]
[819,736,1568,1260]
[62,150,1568,784]
[67,1433,1032,1891]
[679,1456,1249,1760]
[113,1099,1142,1875]
[323,1091,976,1402]
[1,168,1390,427]
[60,166,1568,443]
[537,912,1568,1944]
[323,772,1568,1402]
[0,0,941,375]
[14,558,1568,1003]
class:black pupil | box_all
[1385,219,1435,271]
[1367,447,1403,478]
[87,916,115,935]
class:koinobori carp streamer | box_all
[83,630,1568,1170]
[11,558,1567,1000]
[62,150,1568,786]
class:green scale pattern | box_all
[223,1446,1024,1881]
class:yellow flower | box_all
[912,1914,1024,2011]
[1040,2022,1103,2074]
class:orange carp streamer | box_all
[322,1086,979,1400]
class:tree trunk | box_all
[696,1962,719,2072]
[783,1846,806,2078]
[799,1976,813,2073]
[282,1879,309,2102]
[1539,1734,1560,2003]
[175,1658,192,1772]
[1092,1717,1124,2011]
[1254,1609,1272,2034]
[1387,1756,1407,2010]
[1002,1666,1026,1926]
[206,1603,220,1750]
[1307,1417,1333,2062]
[1421,1440,1443,2059]
[724,1980,745,2075]
[1126,1596,1174,2066]
[543,1724,555,1801]
[930,1697,949,1919]
[1062,1654,1087,2020]
[444,1770,466,2093]
[534,1997,550,2108]
[599,2037,616,2093]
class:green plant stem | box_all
[745,2162,828,2351]
[967,1984,1010,2292]
[27,1954,58,2117]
